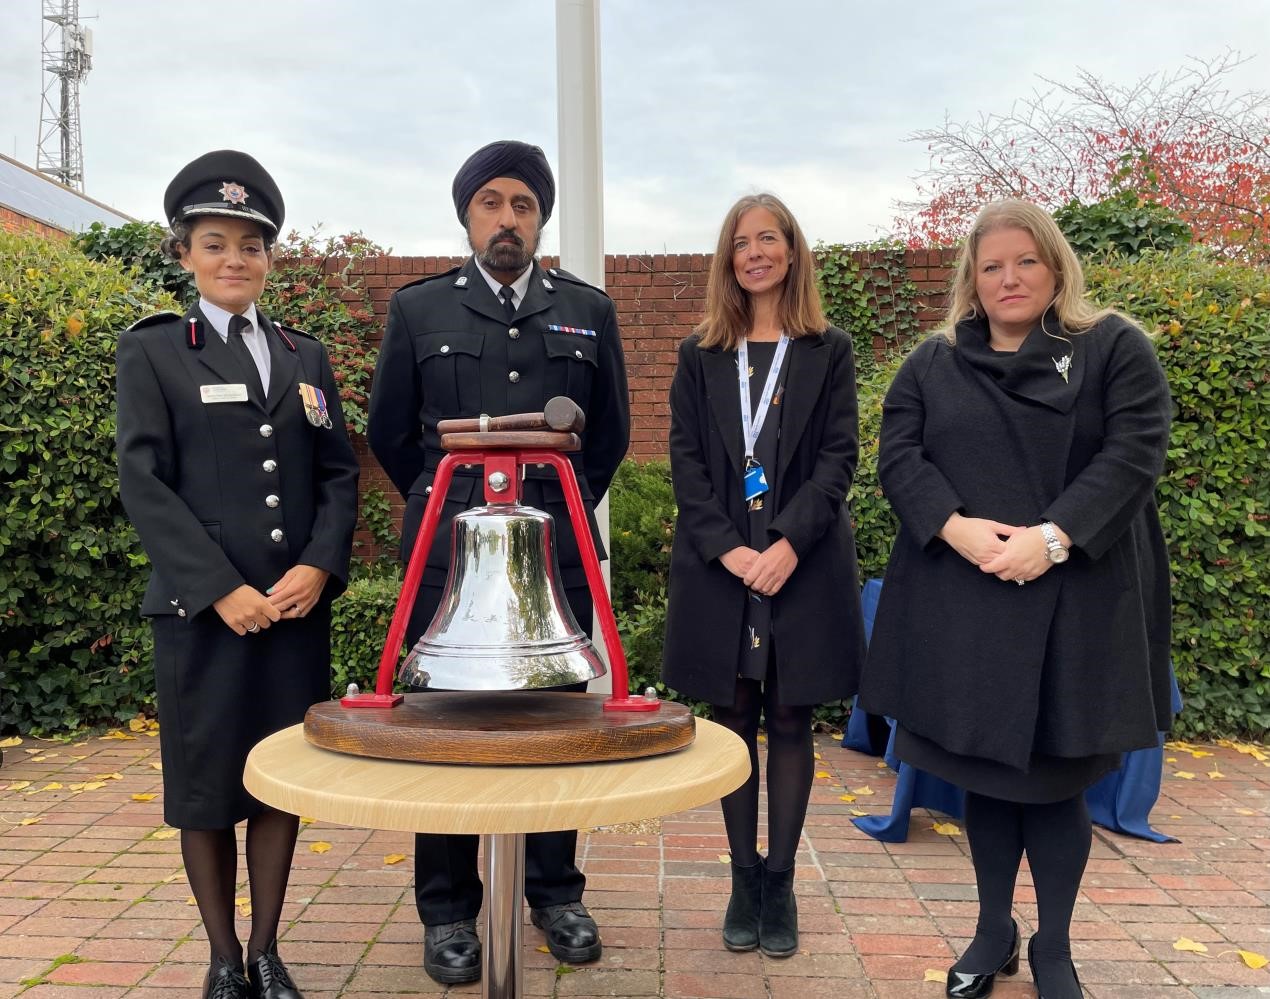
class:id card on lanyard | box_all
[738,334,790,502]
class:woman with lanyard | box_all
[116,150,359,999]
[662,193,867,958]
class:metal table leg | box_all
[481,832,526,999]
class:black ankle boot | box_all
[758,860,798,958]
[722,860,763,952]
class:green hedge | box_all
[0,232,176,734]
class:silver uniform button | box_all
[575,349,583,359]
[425,485,433,494]
[262,459,277,472]
[508,327,519,339]
[440,345,450,354]
[259,424,273,438]
[270,529,284,543]
[177,609,186,618]
[508,371,520,383]
[265,494,280,508]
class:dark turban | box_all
[452,140,555,225]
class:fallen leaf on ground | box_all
[1173,771,1196,780]
[718,854,730,863]
[850,786,875,796]
[815,771,831,778]
[850,809,867,817]
[383,854,406,865]
[1208,770,1224,779]
[32,782,63,792]
[131,793,157,802]
[234,896,252,916]
[1235,808,1257,816]
[5,781,32,791]
[839,794,857,803]
[299,817,314,826]
[932,822,962,837]
[1236,949,1268,970]
[186,896,198,906]
[876,761,888,768]
[537,945,551,954]
[31,756,49,762]
[101,730,136,741]
[813,752,822,760]
[152,828,178,840]
[309,841,332,854]
[95,773,123,781]
[128,718,148,732]
[19,817,41,826]
[923,969,945,982]
[150,763,162,771]
[0,737,22,748]
[1173,937,1208,953]
[162,873,185,883]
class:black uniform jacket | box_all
[858,314,1174,770]
[116,305,359,618]
[661,328,867,707]
[367,258,630,588]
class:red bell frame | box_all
[341,448,659,712]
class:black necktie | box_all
[499,285,516,323]
[227,314,261,391]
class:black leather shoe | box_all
[946,921,1020,998]
[203,958,251,999]
[1027,935,1083,999]
[423,918,481,985]
[247,942,303,999]
[530,901,602,963]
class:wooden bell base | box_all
[304,691,695,765]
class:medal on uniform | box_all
[298,382,332,429]
[737,334,790,503]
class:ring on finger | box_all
[247,621,260,633]
[1014,578,1025,586]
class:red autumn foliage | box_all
[894,52,1270,261]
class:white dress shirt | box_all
[473,259,533,312]
[200,298,271,393]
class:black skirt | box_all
[895,725,1119,804]
[152,606,331,829]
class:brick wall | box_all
[1,206,66,239]
[345,248,957,553]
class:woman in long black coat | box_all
[859,200,1172,999]
[116,150,359,999]
[662,193,866,959]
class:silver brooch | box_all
[1053,354,1072,383]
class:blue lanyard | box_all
[737,334,790,462]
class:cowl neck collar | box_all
[955,309,1082,413]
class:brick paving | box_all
[1,729,1268,997]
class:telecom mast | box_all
[36,0,93,190]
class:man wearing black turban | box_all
[368,141,629,985]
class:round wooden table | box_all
[244,719,749,999]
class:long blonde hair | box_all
[696,193,827,350]
[941,199,1119,343]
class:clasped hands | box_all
[720,537,799,596]
[939,512,1068,584]
[212,564,331,636]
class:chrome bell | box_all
[399,503,607,691]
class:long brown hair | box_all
[941,199,1119,342]
[696,193,827,350]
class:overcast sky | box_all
[1,1,1265,255]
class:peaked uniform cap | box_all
[163,149,285,234]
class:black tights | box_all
[711,674,814,872]
[955,791,1090,997]
[181,807,301,969]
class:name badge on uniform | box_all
[201,383,249,404]
[744,458,769,502]
[298,383,333,429]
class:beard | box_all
[473,227,536,274]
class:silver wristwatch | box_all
[1040,521,1069,564]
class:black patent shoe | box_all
[530,901,602,963]
[247,942,303,999]
[946,921,1020,998]
[423,918,481,985]
[203,958,251,999]
[1027,935,1084,999]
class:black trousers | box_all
[409,583,593,924]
